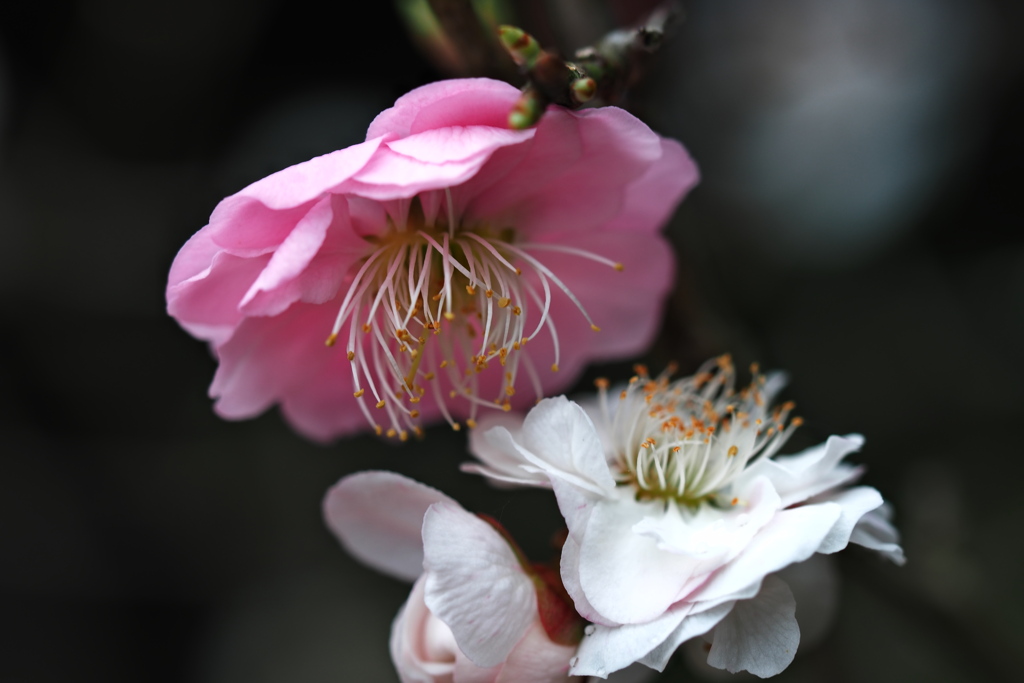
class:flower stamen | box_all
[328,195,620,437]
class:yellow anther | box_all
[444,312,455,321]
[466,285,476,295]
[590,324,601,332]
[410,410,420,418]
[505,386,515,396]
[613,263,624,271]
[485,289,494,298]
[595,378,610,389]
[498,297,511,308]
[727,445,739,457]
[353,389,365,398]
[466,419,477,429]
[511,306,521,315]
[374,425,383,436]
[376,400,386,409]
[399,430,409,442]
[424,372,435,380]
[325,333,338,347]
[452,423,462,432]
[551,364,559,372]
[386,428,397,438]
[346,350,355,361]
[362,323,371,333]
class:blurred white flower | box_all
[323,471,580,683]
[466,356,903,678]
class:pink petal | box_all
[423,503,536,668]
[367,78,520,140]
[520,231,674,361]
[462,108,583,223]
[389,576,461,680]
[323,471,455,582]
[348,125,535,202]
[209,299,348,421]
[492,107,663,237]
[166,251,271,345]
[497,623,577,683]
[387,126,535,165]
[234,137,382,210]
[239,195,334,311]
[239,195,367,317]
[167,223,221,288]
[705,576,800,678]
[600,138,700,234]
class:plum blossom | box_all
[465,356,904,678]
[166,78,697,441]
[322,470,582,682]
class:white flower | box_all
[465,356,904,679]
[322,471,580,683]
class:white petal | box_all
[815,486,885,555]
[738,435,864,507]
[463,422,554,488]
[577,497,707,624]
[637,601,736,671]
[600,663,660,683]
[323,471,454,582]
[560,533,616,626]
[776,556,839,648]
[706,575,800,678]
[575,479,781,625]
[694,503,842,604]
[632,478,780,564]
[849,503,906,565]
[519,397,617,494]
[422,503,537,668]
[550,476,603,542]
[571,605,692,678]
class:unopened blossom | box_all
[465,356,904,678]
[323,471,582,683]
[166,78,697,441]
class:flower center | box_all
[328,193,620,439]
[595,356,802,506]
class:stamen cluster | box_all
[595,356,802,505]
[328,196,617,439]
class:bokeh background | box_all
[1,0,1022,681]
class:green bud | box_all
[498,24,541,69]
[508,88,544,129]
[571,77,597,104]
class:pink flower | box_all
[323,471,581,682]
[166,78,697,441]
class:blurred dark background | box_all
[1,1,1022,681]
